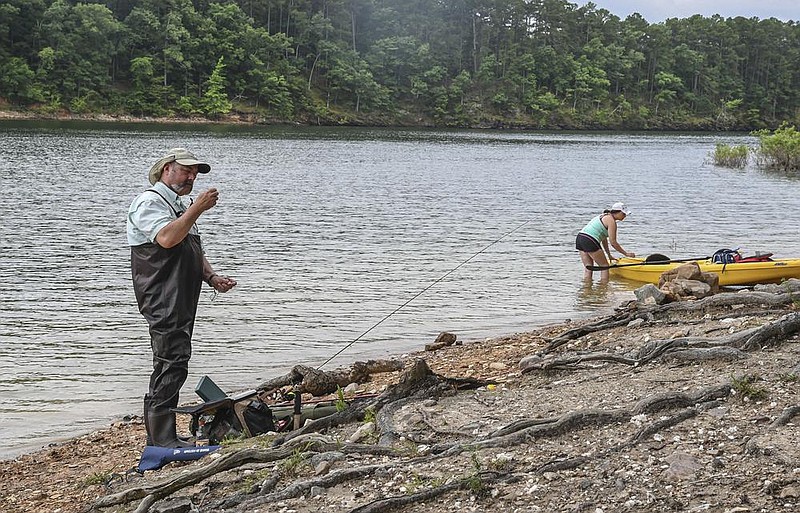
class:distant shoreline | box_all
[0,109,758,132]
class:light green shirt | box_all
[127,181,199,246]
[579,215,608,243]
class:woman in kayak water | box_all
[576,202,635,281]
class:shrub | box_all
[712,143,748,168]
[753,123,800,171]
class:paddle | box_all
[585,254,711,271]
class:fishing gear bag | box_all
[181,396,276,444]
[712,248,739,264]
[234,399,276,437]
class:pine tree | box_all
[202,56,232,119]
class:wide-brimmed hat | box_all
[610,202,631,215]
[148,148,211,185]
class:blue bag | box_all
[712,248,739,264]
[137,445,221,472]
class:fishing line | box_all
[317,219,531,369]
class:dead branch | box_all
[256,359,405,396]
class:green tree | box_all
[202,56,232,118]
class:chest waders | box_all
[132,232,203,448]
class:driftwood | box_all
[256,359,405,396]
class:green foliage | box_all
[82,471,112,487]
[0,57,39,102]
[731,374,768,402]
[754,124,800,172]
[363,406,376,424]
[202,56,232,118]
[0,1,797,127]
[279,447,308,477]
[335,386,347,413]
[712,143,749,168]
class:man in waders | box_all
[127,148,237,447]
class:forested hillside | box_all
[0,0,798,129]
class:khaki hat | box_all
[148,148,211,185]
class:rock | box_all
[343,382,361,395]
[662,452,702,480]
[347,422,375,443]
[519,354,543,371]
[700,272,720,293]
[661,278,712,300]
[634,284,667,305]
[489,362,507,370]
[627,317,645,327]
[309,451,345,467]
[314,460,333,476]
[425,332,457,351]
[754,283,782,294]
[659,262,702,286]
[310,485,326,497]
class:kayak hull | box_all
[609,258,800,286]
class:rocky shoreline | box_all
[3,286,800,513]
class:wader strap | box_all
[146,188,185,217]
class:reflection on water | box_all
[576,280,613,308]
[3,122,798,459]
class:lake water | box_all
[1,121,795,459]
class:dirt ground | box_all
[3,290,800,513]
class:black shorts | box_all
[575,233,601,252]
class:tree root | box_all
[86,441,395,512]
[235,463,393,512]
[542,291,800,356]
[522,312,800,373]
[347,471,505,513]
[770,404,800,428]
[276,359,490,446]
[441,384,731,453]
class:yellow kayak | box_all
[609,257,800,286]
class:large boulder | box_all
[634,283,668,305]
[658,262,702,287]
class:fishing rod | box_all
[586,255,711,271]
[317,219,531,369]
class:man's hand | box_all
[209,274,237,293]
[194,188,220,213]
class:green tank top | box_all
[580,215,608,242]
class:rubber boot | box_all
[143,394,153,446]
[148,410,195,448]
